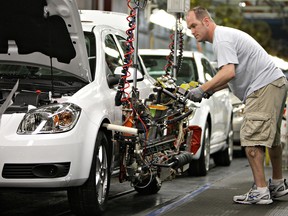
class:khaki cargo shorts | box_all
[240,77,288,148]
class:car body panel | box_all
[229,93,244,144]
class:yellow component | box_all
[149,104,168,110]
[179,83,190,91]
[188,81,199,88]
[178,81,199,90]
[156,77,167,88]
[149,104,168,117]
[179,82,199,95]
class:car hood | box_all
[0,0,91,82]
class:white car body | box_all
[139,49,234,175]
[0,1,155,214]
[230,94,245,144]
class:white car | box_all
[229,92,245,145]
[0,1,155,215]
[139,49,234,176]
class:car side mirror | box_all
[107,74,120,88]
[107,67,144,88]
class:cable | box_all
[177,14,184,72]
[115,0,136,106]
[164,13,184,77]
[164,33,175,75]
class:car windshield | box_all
[0,32,95,94]
[141,55,198,85]
[0,63,87,94]
[0,64,70,79]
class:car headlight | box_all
[17,103,81,135]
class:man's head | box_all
[186,6,216,43]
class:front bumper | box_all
[0,114,98,188]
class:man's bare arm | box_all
[200,64,235,92]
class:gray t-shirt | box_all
[213,26,284,102]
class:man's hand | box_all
[186,86,204,102]
[203,90,214,99]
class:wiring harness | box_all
[164,13,184,76]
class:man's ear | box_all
[203,17,209,27]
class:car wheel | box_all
[67,130,110,216]
[134,175,162,195]
[213,120,234,166]
[188,122,210,176]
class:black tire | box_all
[213,120,234,166]
[188,122,210,176]
[67,131,110,216]
[134,175,161,195]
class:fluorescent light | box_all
[149,9,194,38]
[150,9,176,30]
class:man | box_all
[186,6,288,204]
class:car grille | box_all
[2,162,70,179]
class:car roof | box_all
[79,10,128,31]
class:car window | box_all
[0,64,81,81]
[201,58,215,81]
[141,55,198,85]
[177,57,198,85]
[84,32,96,80]
[104,34,123,73]
[141,55,167,78]
[0,63,87,94]
[115,35,145,75]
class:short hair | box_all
[189,6,214,22]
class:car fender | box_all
[57,82,119,184]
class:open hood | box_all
[0,0,91,82]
